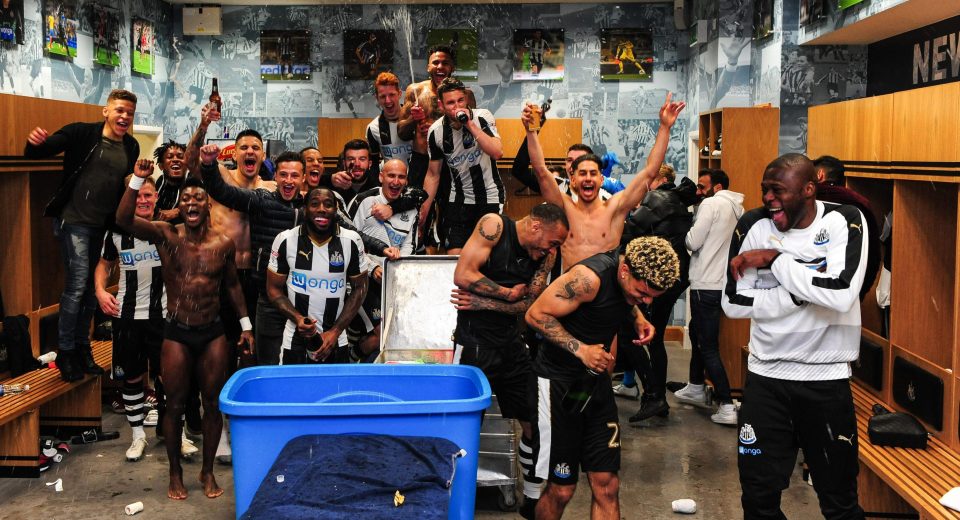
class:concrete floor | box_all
[0,343,822,519]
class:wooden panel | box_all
[0,174,32,317]
[891,82,960,162]
[857,463,917,517]
[0,94,104,156]
[40,377,102,429]
[0,412,39,471]
[890,181,957,370]
[500,171,544,221]
[809,95,894,162]
[845,177,893,338]
[317,118,583,161]
[718,317,750,391]
[718,107,780,211]
[29,171,64,310]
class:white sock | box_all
[686,383,705,390]
[131,426,145,440]
[523,479,543,499]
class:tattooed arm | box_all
[451,251,557,314]
[453,213,528,302]
[525,265,615,372]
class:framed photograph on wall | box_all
[512,28,564,81]
[0,0,24,45]
[838,0,866,9]
[753,0,774,41]
[260,30,311,81]
[344,30,393,80]
[599,29,653,82]
[131,18,154,77]
[91,3,120,67]
[426,29,478,81]
[41,0,78,60]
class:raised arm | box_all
[116,159,169,243]
[522,104,565,207]
[468,111,503,160]
[614,93,686,216]
[222,238,254,355]
[525,265,614,373]
[23,124,71,158]
[453,214,527,302]
[198,144,261,213]
[184,102,220,179]
[397,85,422,143]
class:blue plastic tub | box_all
[220,364,491,519]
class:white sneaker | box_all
[711,403,738,425]
[216,430,232,465]
[181,432,199,458]
[673,384,708,407]
[143,409,158,427]
[612,383,639,400]
[126,437,148,461]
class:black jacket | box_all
[622,177,698,283]
[24,121,140,227]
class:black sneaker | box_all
[78,345,104,375]
[519,496,538,520]
[628,394,669,423]
[56,350,83,382]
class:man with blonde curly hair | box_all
[525,237,679,520]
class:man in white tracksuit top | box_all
[722,153,867,520]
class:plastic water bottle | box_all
[38,351,57,365]
[0,383,30,397]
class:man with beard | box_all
[450,203,568,518]
[267,188,368,365]
[525,237,680,520]
[347,159,424,359]
[398,45,455,142]
[524,93,685,270]
[329,139,377,206]
[723,154,867,520]
[366,72,412,171]
[24,89,140,382]
[116,158,254,501]
[422,77,504,254]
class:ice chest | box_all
[220,364,492,519]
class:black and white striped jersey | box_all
[268,225,365,351]
[366,113,412,166]
[427,109,504,205]
[101,231,166,321]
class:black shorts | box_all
[441,202,502,251]
[455,340,534,423]
[534,373,621,484]
[348,276,382,339]
[163,317,225,358]
[111,317,163,381]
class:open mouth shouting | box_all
[768,206,787,230]
[183,206,202,224]
[167,160,184,177]
[385,183,403,200]
[279,180,298,200]
[241,156,259,175]
[115,118,130,134]
[579,181,597,199]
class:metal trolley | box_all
[377,256,520,511]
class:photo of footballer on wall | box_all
[131,17,153,76]
[42,0,78,60]
[427,29,478,81]
[344,29,393,80]
[599,29,654,81]
[512,28,564,81]
[91,3,120,67]
[260,29,311,81]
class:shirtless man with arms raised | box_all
[397,45,475,145]
[116,159,254,501]
[524,93,686,270]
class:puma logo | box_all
[837,434,855,446]
[735,229,743,241]
[298,250,311,261]
[849,223,862,233]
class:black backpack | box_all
[2,315,40,376]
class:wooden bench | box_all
[0,340,111,478]
[852,381,960,520]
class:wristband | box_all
[239,316,252,331]
[128,176,146,190]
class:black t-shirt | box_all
[60,137,130,227]
[455,216,540,347]
[535,249,630,381]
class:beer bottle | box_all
[209,77,222,112]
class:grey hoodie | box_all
[685,190,745,290]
